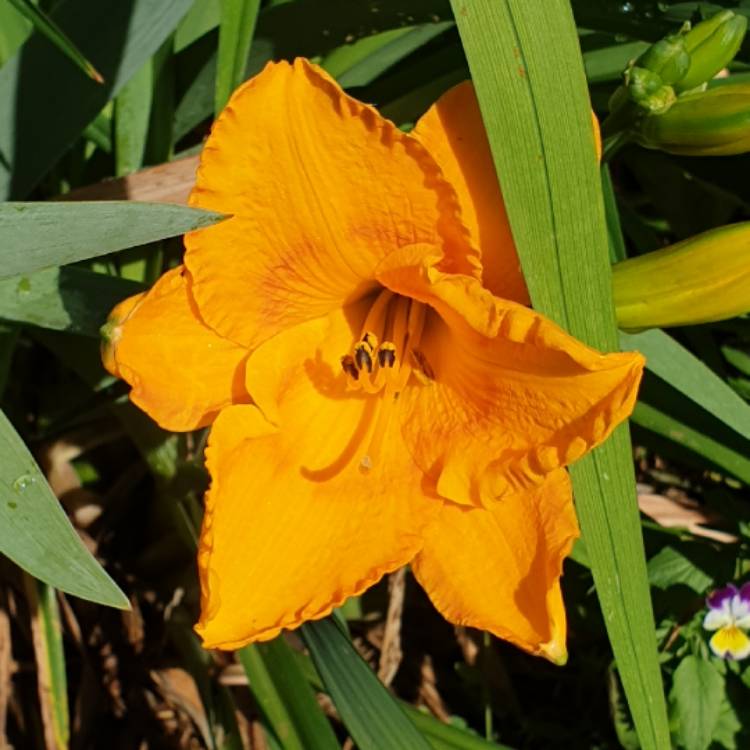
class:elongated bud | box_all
[676,10,748,92]
[635,34,690,86]
[613,222,750,330]
[633,82,750,155]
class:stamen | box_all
[377,342,396,368]
[341,355,359,381]
[353,341,374,373]
[362,331,378,351]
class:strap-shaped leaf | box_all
[302,618,433,750]
[0,409,128,608]
[0,202,222,278]
[0,0,195,199]
[450,2,670,748]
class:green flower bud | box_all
[635,34,690,86]
[676,10,748,92]
[626,67,676,114]
[613,222,750,330]
[633,82,750,155]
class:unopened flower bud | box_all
[626,67,677,114]
[676,10,748,92]
[633,82,750,156]
[613,222,750,330]
[635,34,690,86]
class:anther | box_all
[353,342,374,373]
[341,355,359,380]
[362,331,378,351]
[377,342,396,368]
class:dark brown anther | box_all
[377,343,396,368]
[341,355,359,380]
[354,342,374,373]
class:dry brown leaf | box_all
[0,590,12,750]
[61,156,199,204]
[377,567,406,687]
[151,668,210,748]
[637,487,737,543]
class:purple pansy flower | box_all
[703,582,750,660]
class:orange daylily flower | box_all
[103,59,643,663]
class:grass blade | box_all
[114,60,153,176]
[621,329,750,443]
[23,577,69,750]
[237,638,339,750]
[0,202,223,278]
[302,618,432,750]
[0,0,195,199]
[215,0,261,113]
[450,2,669,748]
[0,408,128,608]
[7,0,103,83]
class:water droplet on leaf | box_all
[12,474,35,493]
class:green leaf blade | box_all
[0,202,223,278]
[671,655,724,750]
[0,409,129,608]
[302,618,433,750]
[450,2,670,748]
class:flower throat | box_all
[337,288,431,474]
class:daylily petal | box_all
[413,82,529,305]
[104,266,249,432]
[377,249,644,505]
[412,469,578,663]
[709,626,750,660]
[185,58,477,350]
[196,307,437,649]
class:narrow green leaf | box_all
[291,645,514,750]
[0,409,129,608]
[174,0,220,52]
[7,0,103,82]
[237,638,339,750]
[621,329,750,443]
[302,618,433,750]
[324,23,454,88]
[403,705,516,750]
[670,656,724,750]
[631,401,750,485]
[115,60,153,176]
[451,3,669,748]
[0,267,143,337]
[0,0,195,199]
[24,577,69,749]
[215,0,261,113]
[0,0,31,66]
[0,202,223,278]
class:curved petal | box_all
[185,58,477,349]
[412,469,578,663]
[106,267,250,432]
[413,82,529,304]
[196,307,437,649]
[709,626,750,660]
[376,248,645,505]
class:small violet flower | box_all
[703,583,750,660]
